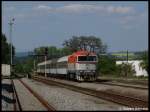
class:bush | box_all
[140,51,148,72]
[116,63,136,77]
[97,55,117,75]
[97,55,136,77]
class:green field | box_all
[110,52,139,60]
[111,53,134,57]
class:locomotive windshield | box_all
[78,56,97,61]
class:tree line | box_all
[2,33,147,77]
[2,33,15,64]
[34,36,107,62]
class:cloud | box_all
[33,4,135,15]
[3,4,137,21]
[2,6,16,12]
[120,15,135,24]
[121,10,148,24]
[57,4,135,14]
[106,6,134,14]
[33,5,52,11]
[56,4,103,13]
[14,13,27,19]
[120,10,148,30]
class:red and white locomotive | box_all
[37,50,98,81]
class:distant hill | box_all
[15,52,28,57]
[15,51,34,57]
[14,51,33,64]
[108,51,145,60]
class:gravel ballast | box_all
[13,79,47,111]
[22,78,125,111]
[41,76,148,101]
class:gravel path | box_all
[13,79,47,111]
[2,79,14,111]
[22,78,124,111]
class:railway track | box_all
[11,79,56,111]
[11,79,22,111]
[32,76,148,108]
[97,78,148,86]
[95,81,148,90]
[39,75,148,90]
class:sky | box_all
[2,1,148,52]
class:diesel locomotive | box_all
[37,50,98,81]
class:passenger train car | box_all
[37,50,98,81]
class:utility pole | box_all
[34,60,36,75]
[44,47,48,77]
[45,55,47,77]
[126,49,129,77]
[127,49,128,63]
[8,18,15,75]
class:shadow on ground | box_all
[2,83,13,93]
[2,95,15,104]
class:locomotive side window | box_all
[78,56,97,61]
[88,56,97,61]
[78,56,87,61]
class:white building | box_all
[2,64,10,76]
[116,60,148,77]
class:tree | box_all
[116,63,136,77]
[34,46,73,62]
[23,57,34,73]
[14,61,24,73]
[48,46,58,58]
[34,46,46,55]
[97,55,117,75]
[61,47,73,56]
[140,51,148,72]
[63,36,81,52]
[63,36,107,54]
[2,33,15,64]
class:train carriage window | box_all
[46,64,50,69]
[57,61,67,68]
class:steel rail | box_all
[32,76,148,108]
[97,78,148,86]
[11,79,22,111]
[18,79,56,111]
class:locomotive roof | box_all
[37,50,96,66]
[37,56,69,66]
[57,55,70,62]
[37,60,52,66]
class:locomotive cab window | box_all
[78,56,97,61]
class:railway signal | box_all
[29,50,48,77]
[44,47,48,77]
[45,47,48,55]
